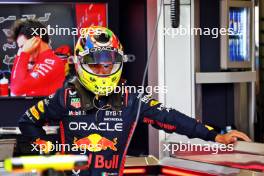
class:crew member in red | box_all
[10,19,66,96]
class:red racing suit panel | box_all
[10,49,66,96]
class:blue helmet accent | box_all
[84,36,94,50]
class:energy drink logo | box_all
[73,134,117,152]
[78,153,119,170]
[70,98,81,108]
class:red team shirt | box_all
[11,49,66,96]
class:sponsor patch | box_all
[69,90,77,96]
[105,110,122,116]
[205,125,214,131]
[44,99,49,105]
[157,104,171,112]
[69,122,123,132]
[68,110,86,116]
[137,94,152,104]
[149,99,159,107]
[29,106,40,120]
[25,110,34,122]
[73,133,118,152]
[70,98,81,108]
[37,101,44,113]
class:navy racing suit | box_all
[19,77,218,175]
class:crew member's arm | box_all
[134,94,251,144]
[10,51,64,95]
[18,88,66,142]
[11,52,32,93]
[11,37,39,95]
[11,37,64,95]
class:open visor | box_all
[79,49,123,76]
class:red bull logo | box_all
[95,155,119,169]
[85,154,119,169]
[73,134,117,152]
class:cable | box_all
[171,0,180,28]
[92,96,111,122]
[123,0,164,156]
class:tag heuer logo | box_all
[71,98,81,108]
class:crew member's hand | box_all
[215,130,251,144]
[22,37,41,55]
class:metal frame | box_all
[196,71,256,83]
[220,0,254,69]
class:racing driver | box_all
[19,26,251,175]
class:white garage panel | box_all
[164,4,192,116]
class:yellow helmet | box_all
[74,26,124,96]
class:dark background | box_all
[200,0,235,129]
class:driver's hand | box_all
[215,130,251,144]
[22,37,41,54]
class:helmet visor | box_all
[79,48,123,76]
[79,48,123,64]
[82,62,122,76]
